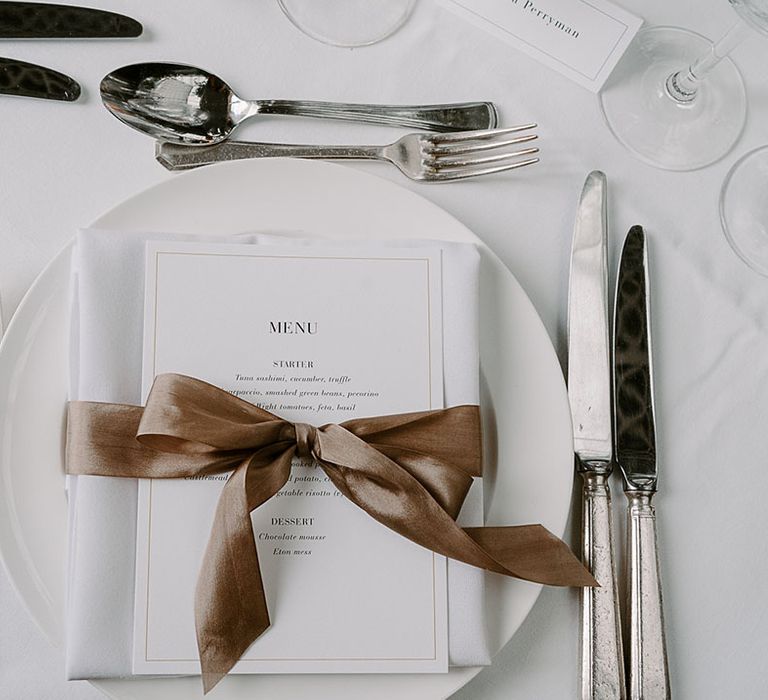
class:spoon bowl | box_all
[100,63,238,145]
[100,62,499,146]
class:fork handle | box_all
[251,100,497,132]
[155,141,383,171]
[626,491,670,700]
[580,469,626,700]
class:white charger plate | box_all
[0,159,573,700]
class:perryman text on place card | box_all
[439,0,642,92]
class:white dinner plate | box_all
[0,159,573,700]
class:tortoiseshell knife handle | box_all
[0,2,142,38]
[0,57,80,100]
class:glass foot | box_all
[599,26,747,171]
[277,0,416,47]
[720,145,768,276]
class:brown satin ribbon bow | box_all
[66,373,594,693]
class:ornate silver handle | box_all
[155,141,383,171]
[252,100,497,132]
[580,470,626,700]
[626,492,670,700]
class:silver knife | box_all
[613,226,670,700]
[567,171,626,700]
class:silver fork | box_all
[155,125,539,181]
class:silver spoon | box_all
[100,62,499,146]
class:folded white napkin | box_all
[65,228,489,680]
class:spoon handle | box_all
[251,99,497,131]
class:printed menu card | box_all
[132,240,449,674]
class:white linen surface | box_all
[65,228,489,680]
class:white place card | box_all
[132,241,449,675]
[439,0,643,91]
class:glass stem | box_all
[665,21,752,103]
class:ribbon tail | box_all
[202,669,229,696]
[464,525,597,587]
[195,462,270,694]
[316,427,596,589]
[195,448,294,694]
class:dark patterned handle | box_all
[0,57,80,100]
[0,2,142,38]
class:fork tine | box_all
[432,146,539,168]
[429,156,540,181]
[429,123,537,144]
[430,133,538,156]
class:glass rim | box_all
[276,0,417,48]
[730,0,768,38]
[719,144,768,277]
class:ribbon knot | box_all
[65,373,595,694]
[293,422,317,460]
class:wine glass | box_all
[599,1,768,171]
[277,0,417,47]
[720,145,768,276]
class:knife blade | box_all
[0,56,79,100]
[0,2,142,38]
[613,226,670,700]
[567,170,626,700]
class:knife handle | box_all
[0,2,142,38]
[626,492,670,700]
[0,57,80,101]
[580,470,626,700]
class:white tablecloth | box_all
[1,1,767,698]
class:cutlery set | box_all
[2,3,531,181]
[97,61,536,179]
[568,172,670,699]
[1,2,530,179]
